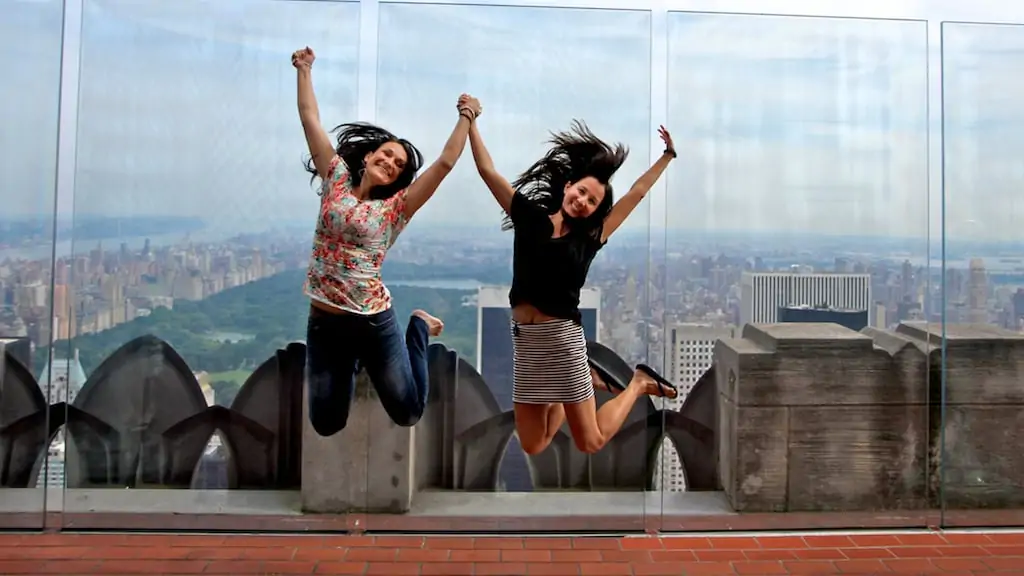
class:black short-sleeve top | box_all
[507,192,605,324]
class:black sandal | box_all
[636,364,679,398]
[589,362,627,393]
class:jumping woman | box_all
[468,118,678,455]
[293,46,482,435]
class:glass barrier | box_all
[60,0,359,528]
[939,22,1024,528]
[0,0,66,530]
[662,12,933,531]
[364,2,654,532]
[8,0,1024,535]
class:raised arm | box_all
[468,120,515,214]
[403,94,481,219]
[293,47,335,181]
[601,125,677,243]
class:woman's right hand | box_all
[458,93,482,119]
[292,46,315,70]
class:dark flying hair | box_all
[503,120,628,241]
[305,122,424,200]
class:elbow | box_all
[299,108,319,126]
[437,157,456,172]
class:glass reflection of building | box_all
[476,286,600,491]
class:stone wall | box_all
[717,321,1024,513]
[897,322,1024,510]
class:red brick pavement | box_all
[1,531,1023,574]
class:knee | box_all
[307,391,350,437]
[520,440,548,456]
[392,412,421,428]
[309,410,348,437]
[573,433,606,455]
[389,404,424,428]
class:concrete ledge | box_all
[3,488,1023,533]
[301,372,416,514]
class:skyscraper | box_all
[967,258,988,324]
[476,285,601,491]
[655,323,734,492]
[740,272,873,328]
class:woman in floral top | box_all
[292,46,481,435]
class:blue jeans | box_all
[305,305,430,436]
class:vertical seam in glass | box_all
[41,0,68,528]
[46,0,84,530]
[649,0,668,526]
[924,18,937,530]
[937,19,949,529]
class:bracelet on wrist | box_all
[664,148,677,158]
[459,107,476,120]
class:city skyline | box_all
[2,0,1023,242]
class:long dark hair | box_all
[305,122,423,200]
[503,120,628,241]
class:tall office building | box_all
[1013,289,1024,331]
[35,350,87,488]
[740,272,873,327]
[967,258,988,324]
[654,324,734,492]
[476,285,601,491]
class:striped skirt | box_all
[511,319,595,405]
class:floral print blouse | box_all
[304,155,409,315]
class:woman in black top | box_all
[468,119,678,455]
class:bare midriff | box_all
[311,299,350,316]
[511,302,560,324]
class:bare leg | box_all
[562,368,656,454]
[590,367,618,394]
[514,402,567,455]
[515,403,566,455]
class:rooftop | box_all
[4,530,1023,574]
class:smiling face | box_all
[362,141,409,187]
[561,176,607,219]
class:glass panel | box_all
[368,2,653,531]
[0,0,65,530]
[63,0,358,527]
[662,12,931,531]
[940,22,1024,528]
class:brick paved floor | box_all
[1,531,1022,574]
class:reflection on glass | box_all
[56,0,357,512]
[663,13,929,526]
[371,3,653,528]
[941,23,1024,523]
[0,0,64,524]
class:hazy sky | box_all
[3,0,1024,242]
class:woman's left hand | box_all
[458,93,482,119]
